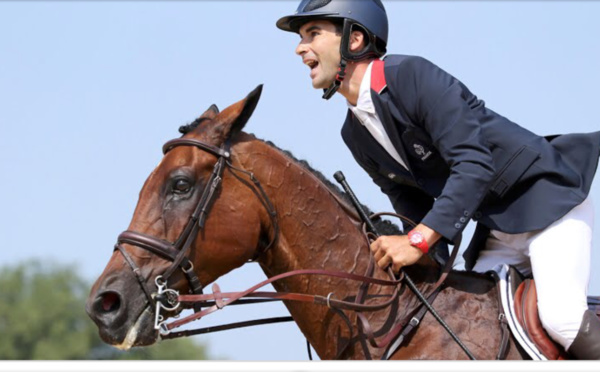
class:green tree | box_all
[0,260,209,360]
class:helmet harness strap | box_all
[322,58,347,100]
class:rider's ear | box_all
[212,84,263,142]
[349,29,367,53]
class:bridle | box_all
[113,136,279,332]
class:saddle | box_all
[495,264,600,360]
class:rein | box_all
[158,215,460,359]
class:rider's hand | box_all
[370,235,423,273]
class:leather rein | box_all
[113,136,503,360]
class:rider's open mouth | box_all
[305,60,318,70]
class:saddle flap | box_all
[513,278,568,360]
[494,264,546,360]
[497,264,600,361]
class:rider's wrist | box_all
[408,230,429,254]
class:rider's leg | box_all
[471,229,531,275]
[527,197,595,356]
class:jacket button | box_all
[454,223,462,229]
[464,211,469,217]
[459,217,466,223]
[388,173,396,179]
[474,211,482,219]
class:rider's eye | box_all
[173,179,191,194]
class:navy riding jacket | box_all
[341,55,600,270]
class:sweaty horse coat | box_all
[341,55,600,270]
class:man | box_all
[276,0,600,359]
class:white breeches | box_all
[472,197,594,350]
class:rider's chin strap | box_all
[322,59,347,100]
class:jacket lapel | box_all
[348,112,412,180]
[371,91,412,174]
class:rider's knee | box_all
[538,305,587,349]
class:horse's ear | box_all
[212,84,262,141]
[179,104,220,134]
[200,104,220,120]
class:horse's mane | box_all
[261,139,402,237]
[179,117,208,134]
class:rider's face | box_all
[296,20,342,90]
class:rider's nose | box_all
[87,290,127,328]
[296,41,308,56]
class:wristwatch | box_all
[408,230,429,254]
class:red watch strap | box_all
[408,230,429,254]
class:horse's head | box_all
[86,86,273,349]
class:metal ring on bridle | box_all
[326,292,334,309]
[156,288,181,311]
[158,322,171,336]
[155,275,166,288]
[181,261,194,274]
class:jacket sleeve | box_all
[389,56,496,242]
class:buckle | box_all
[181,261,194,274]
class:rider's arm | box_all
[389,56,497,243]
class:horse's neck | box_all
[234,138,442,358]
[233,139,370,277]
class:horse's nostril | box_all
[88,289,128,330]
[99,291,121,313]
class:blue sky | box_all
[1,0,599,361]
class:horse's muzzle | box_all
[86,276,157,347]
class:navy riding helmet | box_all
[276,0,389,99]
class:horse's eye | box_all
[173,179,191,194]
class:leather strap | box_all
[166,268,405,331]
[162,316,294,339]
[163,138,231,158]
[495,275,510,360]
[117,231,179,261]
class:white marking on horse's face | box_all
[113,307,153,350]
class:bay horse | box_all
[86,86,527,360]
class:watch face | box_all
[410,232,423,244]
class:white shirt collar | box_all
[347,61,375,115]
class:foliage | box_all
[0,260,209,360]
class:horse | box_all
[86,86,528,360]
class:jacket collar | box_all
[346,61,376,115]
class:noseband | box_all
[113,137,278,331]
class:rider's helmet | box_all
[276,0,388,99]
